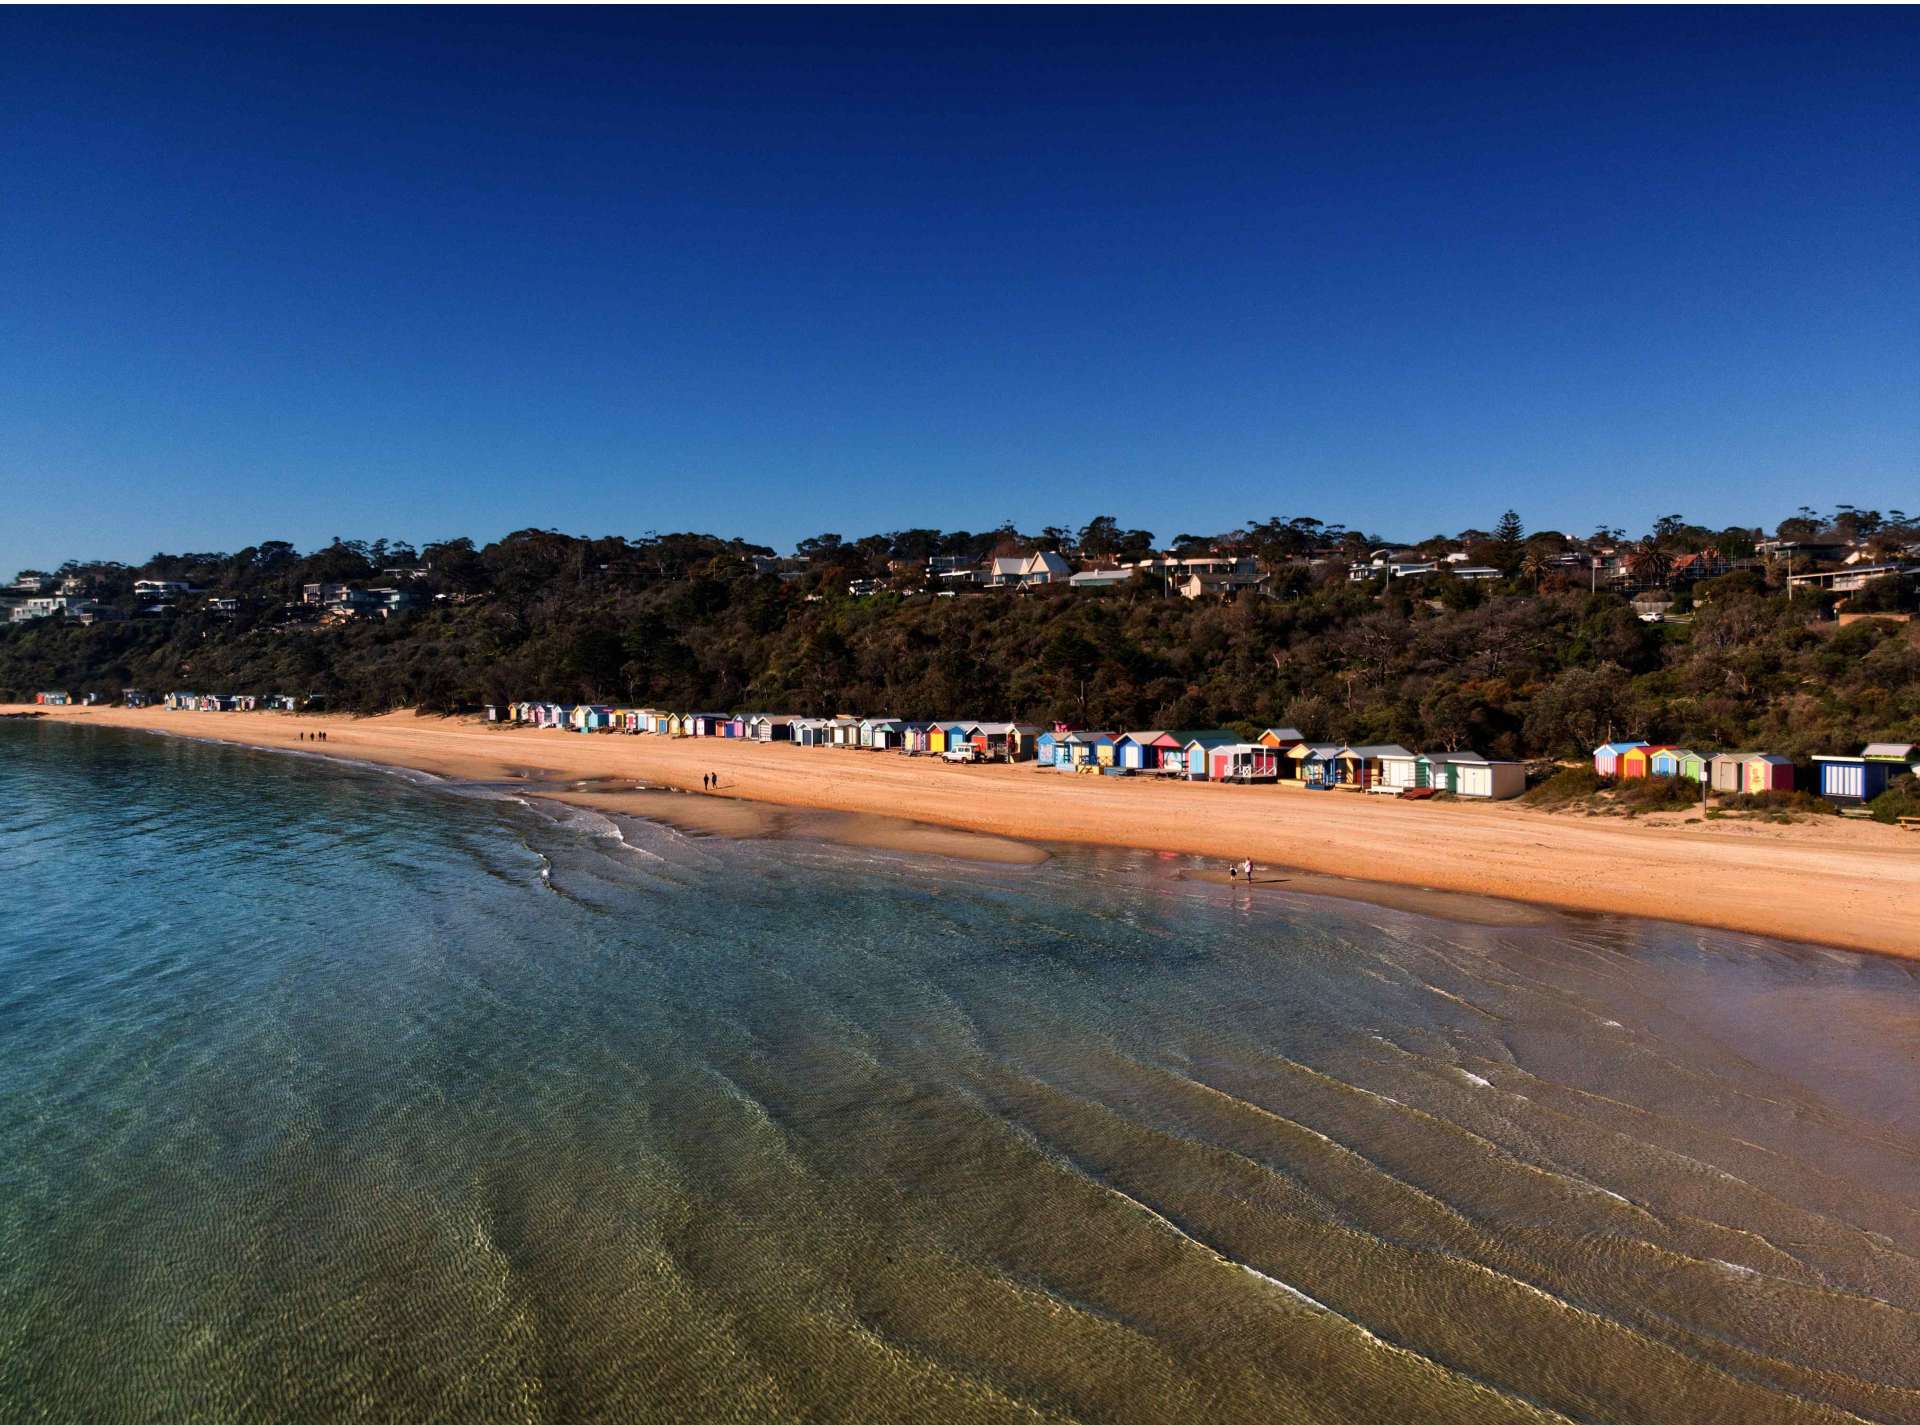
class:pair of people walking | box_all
[701,772,719,791]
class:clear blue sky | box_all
[4,8,1915,576]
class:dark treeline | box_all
[5,508,1918,763]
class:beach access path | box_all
[19,705,1918,959]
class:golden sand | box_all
[19,705,1919,957]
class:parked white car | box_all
[940,746,978,763]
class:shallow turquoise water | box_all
[2,722,1917,1423]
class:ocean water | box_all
[2,724,1917,1425]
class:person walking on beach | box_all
[1243,858,1254,884]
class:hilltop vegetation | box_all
[5,511,1918,764]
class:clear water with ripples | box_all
[3,722,1917,1424]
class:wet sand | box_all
[1176,867,1556,926]
[534,783,1050,865]
[18,705,1920,957]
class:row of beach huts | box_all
[107,691,1916,808]
[485,702,1534,797]
[1594,739,1920,806]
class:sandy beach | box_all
[15,704,1918,957]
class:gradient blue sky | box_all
[4,8,1915,575]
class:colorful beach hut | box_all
[1006,724,1041,761]
[1708,752,1752,792]
[1812,754,1883,804]
[1648,747,1697,780]
[1179,734,1238,780]
[1593,741,1649,777]
[1209,743,1279,782]
[1616,744,1671,779]
[1286,743,1342,788]
[1035,730,1064,766]
[1116,731,1182,771]
[1744,754,1794,793]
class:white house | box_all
[987,551,1072,586]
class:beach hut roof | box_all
[1262,726,1307,741]
[1289,742,1344,758]
[1594,740,1649,755]
[1421,749,1492,764]
[1118,730,1169,744]
[974,721,1017,734]
[1746,753,1793,766]
[1183,733,1239,750]
[1863,742,1918,760]
[1350,743,1414,758]
[1010,723,1040,734]
[1063,730,1115,744]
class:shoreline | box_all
[14,705,1919,958]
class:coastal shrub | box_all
[1868,775,1920,824]
[1520,766,1606,807]
[1613,774,1701,813]
[1718,788,1841,817]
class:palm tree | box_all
[1520,547,1553,589]
[1626,539,1672,587]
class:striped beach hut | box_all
[1593,741,1649,777]
[1812,753,1882,805]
